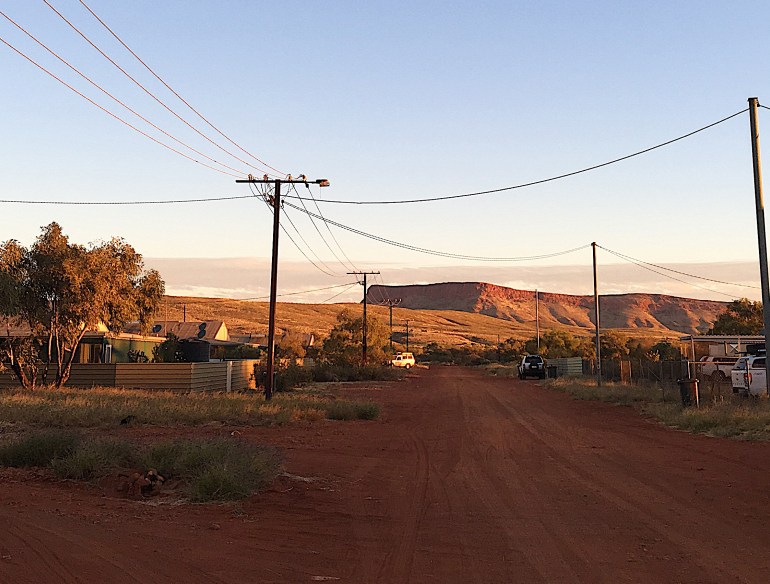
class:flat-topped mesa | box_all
[365,282,728,335]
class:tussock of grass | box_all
[0,386,379,428]
[0,431,281,501]
[0,430,79,467]
[543,378,665,406]
[142,438,281,502]
[543,377,770,440]
[51,438,134,480]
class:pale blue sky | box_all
[1,1,769,300]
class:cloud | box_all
[145,257,761,303]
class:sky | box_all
[2,1,770,302]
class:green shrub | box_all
[142,438,282,502]
[326,400,380,421]
[0,430,80,467]
[312,363,401,383]
[51,439,134,480]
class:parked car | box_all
[699,356,739,381]
[519,354,546,380]
[391,352,415,369]
[731,356,766,395]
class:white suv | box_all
[391,352,415,369]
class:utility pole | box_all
[592,242,602,387]
[405,320,410,352]
[748,97,770,398]
[498,333,501,362]
[236,175,330,400]
[535,289,540,354]
[383,298,402,350]
[347,271,380,364]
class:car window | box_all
[525,356,542,363]
[734,359,747,370]
[752,358,766,368]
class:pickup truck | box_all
[731,356,766,395]
[699,356,739,381]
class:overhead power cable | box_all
[288,183,354,272]
[42,0,274,177]
[597,247,736,299]
[76,0,285,177]
[251,183,342,278]
[237,282,359,301]
[598,245,760,289]
[0,35,241,178]
[322,283,360,303]
[0,9,246,177]
[301,182,359,271]
[283,200,591,261]
[0,194,253,205]
[282,109,749,205]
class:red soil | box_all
[2,367,770,583]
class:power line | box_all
[0,34,242,178]
[283,200,592,261]
[597,247,736,299]
[251,183,342,278]
[236,282,359,301]
[282,109,749,205]
[0,195,253,205]
[598,245,760,289]
[288,183,354,272]
[42,0,275,178]
[76,0,285,177]
[0,9,247,177]
[321,283,360,303]
[302,182,359,271]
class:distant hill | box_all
[163,282,725,351]
[366,282,727,335]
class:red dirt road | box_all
[2,366,770,583]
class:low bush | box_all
[0,433,282,502]
[51,438,134,480]
[312,363,402,383]
[0,429,80,467]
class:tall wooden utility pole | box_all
[236,175,330,400]
[592,242,602,387]
[348,271,380,364]
[535,289,540,354]
[748,97,770,398]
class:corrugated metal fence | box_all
[0,360,260,393]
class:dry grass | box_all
[164,296,681,348]
[0,385,380,428]
[0,432,282,502]
[543,377,770,440]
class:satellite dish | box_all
[197,329,206,339]
[152,324,162,334]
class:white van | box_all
[391,352,415,369]
[731,356,766,395]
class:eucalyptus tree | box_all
[0,223,165,388]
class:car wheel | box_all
[405,363,411,369]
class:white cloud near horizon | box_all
[145,257,762,304]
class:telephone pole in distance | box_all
[236,175,330,400]
[382,298,402,350]
[348,271,380,364]
[592,242,602,387]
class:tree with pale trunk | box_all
[0,223,164,388]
